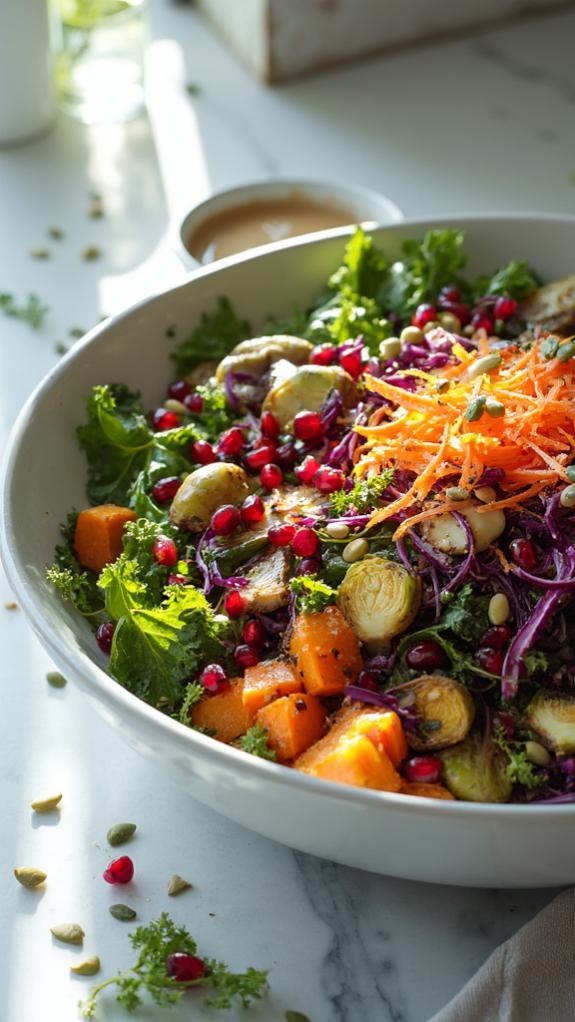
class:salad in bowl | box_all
[47,227,575,806]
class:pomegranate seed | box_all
[152,476,181,504]
[276,441,298,467]
[167,952,206,983]
[510,538,536,570]
[471,313,494,334]
[96,621,115,655]
[246,445,277,471]
[153,536,178,566]
[412,304,437,329]
[241,494,265,524]
[103,855,134,885]
[268,523,296,546]
[357,670,378,691]
[310,344,336,366]
[168,380,191,401]
[260,411,280,439]
[404,756,442,784]
[476,647,504,675]
[291,528,319,558]
[295,455,321,485]
[211,504,241,536]
[184,392,204,414]
[493,296,517,321]
[293,411,324,443]
[200,663,228,693]
[493,710,515,740]
[224,590,247,618]
[295,556,322,575]
[153,408,179,431]
[234,644,260,669]
[439,300,471,326]
[242,619,265,647]
[218,427,244,457]
[312,466,345,493]
[191,439,216,464]
[260,464,283,489]
[481,625,513,650]
[438,285,460,304]
[406,640,445,672]
[339,348,362,378]
[168,573,188,585]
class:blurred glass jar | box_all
[51,0,148,124]
[0,0,54,146]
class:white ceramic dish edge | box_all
[4,213,575,888]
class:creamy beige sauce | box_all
[186,194,356,264]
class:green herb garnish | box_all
[0,291,49,328]
[330,470,394,516]
[238,724,277,761]
[493,728,544,790]
[290,575,337,615]
[79,912,268,1017]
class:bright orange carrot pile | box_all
[353,332,575,539]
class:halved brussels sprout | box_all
[242,546,291,612]
[520,274,575,334]
[422,505,505,555]
[337,556,421,647]
[527,690,575,756]
[262,365,355,428]
[398,674,475,751]
[169,463,249,532]
[215,335,313,383]
[439,731,513,802]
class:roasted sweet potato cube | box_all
[74,504,137,572]
[256,692,325,761]
[242,659,302,714]
[190,679,255,743]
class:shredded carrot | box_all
[355,336,575,532]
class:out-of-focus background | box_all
[1,3,575,1021]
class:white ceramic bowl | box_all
[174,178,403,269]
[4,214,575,889]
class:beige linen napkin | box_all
[428,888,575,1022]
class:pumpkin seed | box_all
[560,485,575,509]
[540,337,559,361]
[167,874,193,896]
[51,923,84,945]
[31,793,62,813]
[378,337,401,360]
[107,822,137,847]
[466,353,502,379]
[342,538,368,563]
[70,955,101,976]
[14,867,46,888]
[324,521,350,540]
[488,593,510,626]
[46,671,67,688]
[566,466,575,483]
[109,903,137,922]
[444,486,469,502]
[285,1012,311,1022]
[464,396,486,422]
[484,397,506,418]
[556,340,575,363]
[524,740,551,767]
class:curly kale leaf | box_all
[170,296,251,376]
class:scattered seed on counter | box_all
[29,247,50,260]
[167,874,192,896]
[4,601,18,610]
[46,671,67,688]
[71,956,101,976]
[47,226,65,240]
[107,823,137,847]
[31,793,62,813]
[82,245,101,262]
[68,326,85,338]
[109,904,137,922]
[51,923,85,945]
[14,867,47,888]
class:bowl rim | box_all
[173,175,404,269]
[4,210,575,820]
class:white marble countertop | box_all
[2,4,575,1020]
